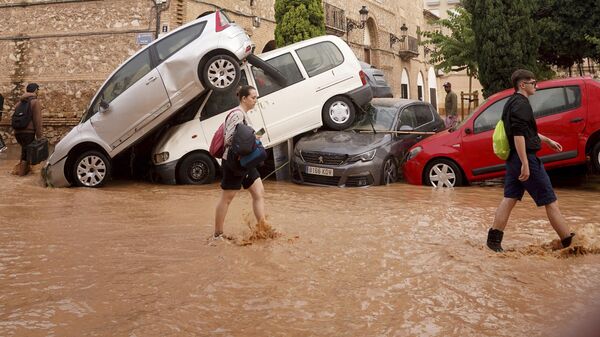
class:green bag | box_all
[493,119,510,160]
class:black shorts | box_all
[504,152,557,206]
[220,159,260,190]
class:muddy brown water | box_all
[1,149,600,336]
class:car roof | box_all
[486,76,593,102]
[372,98,424,108]
[258,35,345,59]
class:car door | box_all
[528,85,585,162]
[392,104,435,159]
[90,48,170,151]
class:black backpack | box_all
[11,97,34,130]
[231,123,256,156]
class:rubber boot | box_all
[486,228,504,252]
[11,162,22,175]
[561,232,575,248]
[18,160,30,176]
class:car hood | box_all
[412,128,456,148]
[296,131,390,155]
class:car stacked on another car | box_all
[43,10,254,188]
[292,98,445,187]
[403,77,600,188]
[360,61,393,98]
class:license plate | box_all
[306,166,333,176]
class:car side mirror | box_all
[99,100,109,111]
[465,127,472,135]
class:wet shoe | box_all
[0,145,7,153]
[561,232,575,248]
[207,233,232,246]
[486,228,504,252]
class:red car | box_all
[403,77,600,187]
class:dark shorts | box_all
[15,132,35,161]
[504,152,557,206]
[220,159,260,190]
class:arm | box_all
[224,110,244,146]
[451,93,458,115]
[514,136,529,181]
[538,133,562,152]
[32,99,43,139]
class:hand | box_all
[547,139,562,152]
[519,164,530,182]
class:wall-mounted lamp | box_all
[389,23,408,48]
[252,16,261,28]
[346,6,369,34]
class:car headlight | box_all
[407,146,422,161]
[349,149,377,163]
[154,152,169,164]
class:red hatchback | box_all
[403,77,600,187]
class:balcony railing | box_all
[397,36,420,60]
[324,2,345,36]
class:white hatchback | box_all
[43,10,254,187]
[152,35,373,185]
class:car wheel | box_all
[592,142,600,172]
[380,157,398,185]
[322,96,356,130]
[424,159,463,188]
[201,54,241,92]
[177,152,216,185]
[72,150,111,187]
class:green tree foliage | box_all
[463,0,540,97]
[274,0,325,48]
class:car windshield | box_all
[350,105,396,132]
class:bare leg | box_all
[214,190,237,236]
[492,197,518,231]
[247,178,266,223]
[544,201,571,239]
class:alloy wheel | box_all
[382,158,397,185]
[207,58,237,89]
[76,155,107,187]
[429,162,456,188]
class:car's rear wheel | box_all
[592,142,600,172]
[380,157,398,185]
[177,152,216,185]
[322,96,356,130]
[202,54,241,92]
[424,159,463,188]
[72,150,111,187]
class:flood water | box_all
[1,149,600,337]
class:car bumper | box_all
[371,85,393,98]
[346,84,373,107]
[291,155,381,187]
[402,157,425,185]
[155,160,179,185]
[42,156,70,188]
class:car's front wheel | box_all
[424,159,463,188]
[177,153,216,185]
[380,157,398,185]
[72,150,111,187]
[322,96,356,130]
[201,54,241,92]
[592,141,600,172]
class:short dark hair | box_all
[511,69,535,91]
[26,83,40,93]
[236,85,256,101]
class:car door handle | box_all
[570,117,584,123]
[146,76,157,85]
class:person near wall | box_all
[443,82,458,128]
[12,83,43,176]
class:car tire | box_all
[380,157,398,185]
[246,54,287,86]
[72,150,111,188]
[423,159,463,188]
[177,152,216,185]
[322,96,356,130]
[201,54,241,92]
[592,142,600,172]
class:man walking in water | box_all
[486,69,575,252]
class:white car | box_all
[43,10,254,187]
[152,35,373,184]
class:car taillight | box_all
[215,11,230,32]
[359,70,368,86]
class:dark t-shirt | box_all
[502,93,541,153]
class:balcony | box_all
[397,36,419,60]
[324,2,346,37]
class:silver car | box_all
[292,98,444,187]
[360,61,393,98]
[43,10,254,187]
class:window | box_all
[473,97,509,133]
[251,53,303,97]
[398,106,418,129]
[201,71,249,121]
[414,104,434,126]
[529,86,581,118]
[401,84,409,99]
[155,22,206,62]
[296,41,344,77]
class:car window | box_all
[398,106,418,129]
[350,104,396,131]
[155,22,206,62]
[529,86,581,118]
[296,41,344,77]
[251,53,303,97]
[413,104,434,127]
[200,71,248,121]
[473,97,509,133]
[83,49,153,123]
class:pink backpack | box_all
[209,109,240,158]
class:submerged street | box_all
[1,152,600,336]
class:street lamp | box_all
[154,0,168,38]
[390,23,408,48]
[346,5,369,41]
